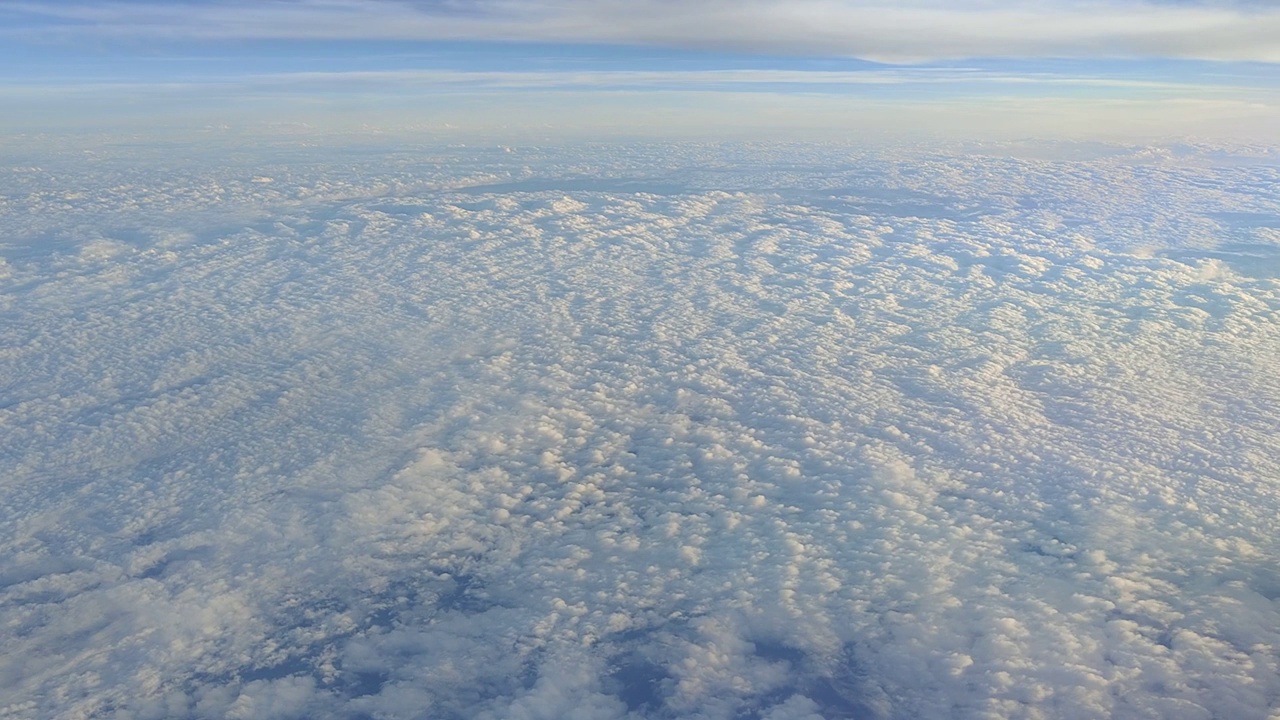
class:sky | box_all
[2,0,1279,141]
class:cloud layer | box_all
[2,140,1280,718]
[5,0,1280,62]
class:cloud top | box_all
[4,140,1280,718]
[4,0,1280,63]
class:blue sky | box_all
[2,0,1278,141]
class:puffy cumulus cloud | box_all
[4,0,1280,63]
[1,141,1280,719]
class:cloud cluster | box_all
[2,141,1280,718]
[5,0,1280,63]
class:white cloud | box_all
[1,140,1279,718]
[5,0,1280,62]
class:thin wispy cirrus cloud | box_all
[1,1,1278,143]
[6,0,1280,62]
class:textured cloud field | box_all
[2,142,1279,719]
